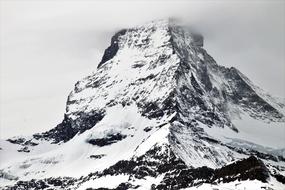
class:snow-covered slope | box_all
[1,19,284,190]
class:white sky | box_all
[0,0,284,138]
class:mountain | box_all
[1,19,285,190]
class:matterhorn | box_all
[1,19,285,190]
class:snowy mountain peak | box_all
[1,19,285,189]
[98,18,204,69]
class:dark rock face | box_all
[6,138,38,153]
[155,166,214,189]
[190,73,204,95]
[104,148,184,178]
[143,126,153,132]
[140,102,164,119]
[98,29,127,68]
[33,115,75,143]
[89,154,106,159]
[213,156,270,183]
[273,174,285,184]
[3,177,77,190]
[87,133,127,147]
[96,147,270,189]
[139,90,176,120]
[224,68,283,120]
[85,183,138,190]
[100,154,272,189]
[33,111,105,143]
[152,155,270,189]
[7,138,38,146]
[17,147,30,153]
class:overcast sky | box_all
[0,0,284,138]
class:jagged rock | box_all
[213,156,270,183]
[87,133,127,147]
[89,154,106,159]
[3,177,77,190]
[98,29,127,68]
[33,111,105,143]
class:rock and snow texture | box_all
[0,19,285,190]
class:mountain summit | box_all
[1,19,285,190]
